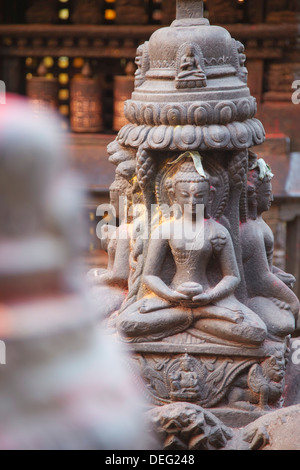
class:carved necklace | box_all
[172,220,204,266]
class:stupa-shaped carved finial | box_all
[176,0,203,19]
[174,0,208,26]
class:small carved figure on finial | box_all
[134,42,150,88]
[234,40,248,84]
[176,44,207,89]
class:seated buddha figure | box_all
[86,172,134,319]
[240,158,300,340]
[117,156,267,346]
[177,45,206,81]
[170,355,200,401]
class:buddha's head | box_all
[110,159,137,221]
[184,45,195,59]
[135,44,144,73]
[256,179,273,214]
[167,160,213,219]
[180,354,194,373]
[247,158,274,217]
[109,175,132,220]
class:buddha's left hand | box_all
[275,271,296,289]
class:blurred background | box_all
[0,0,299,299]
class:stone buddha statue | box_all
[240,158,300,340]
[117,156,267,346]
[87,163,138,319]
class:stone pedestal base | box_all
[209,407,265,428]
[127,340,287,424]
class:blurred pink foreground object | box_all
[0,95,151,450]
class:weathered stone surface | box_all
[283,338,300,407]
[0,96,150,450]
[147,402,233,450]
[94,0,300,448]
[227,404,300,450]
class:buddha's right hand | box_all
[143,276,189,304]
[139,292,189,314]
[160,290,189,303]
[172,291,190,302]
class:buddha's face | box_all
[182,50,195,66]
[257,180,273,214]
[110,189,121,219]
[182,360,193,372]
[135,47,143,69]
[174,180,210,218]
[185,46,194,58]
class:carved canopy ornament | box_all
[119,0,265,152]
[118,120,265,152]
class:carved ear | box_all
[168,187,175,202]
[247,183,256,197]
[209,185,216,205]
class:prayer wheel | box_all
[113,62,135,132]
[26,62,59,114]
[70,62,103,133]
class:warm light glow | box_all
[59,89,69,100]
[3,37,12,46]
[105,9,117,21]
[58,56,69,69]
[73,57,84,68]
[26,57,33,67]
[59,104,69,116]
[59,9,69,20]
[59,73,69,85]
[43,56,54,68]
[152,10,162,21]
